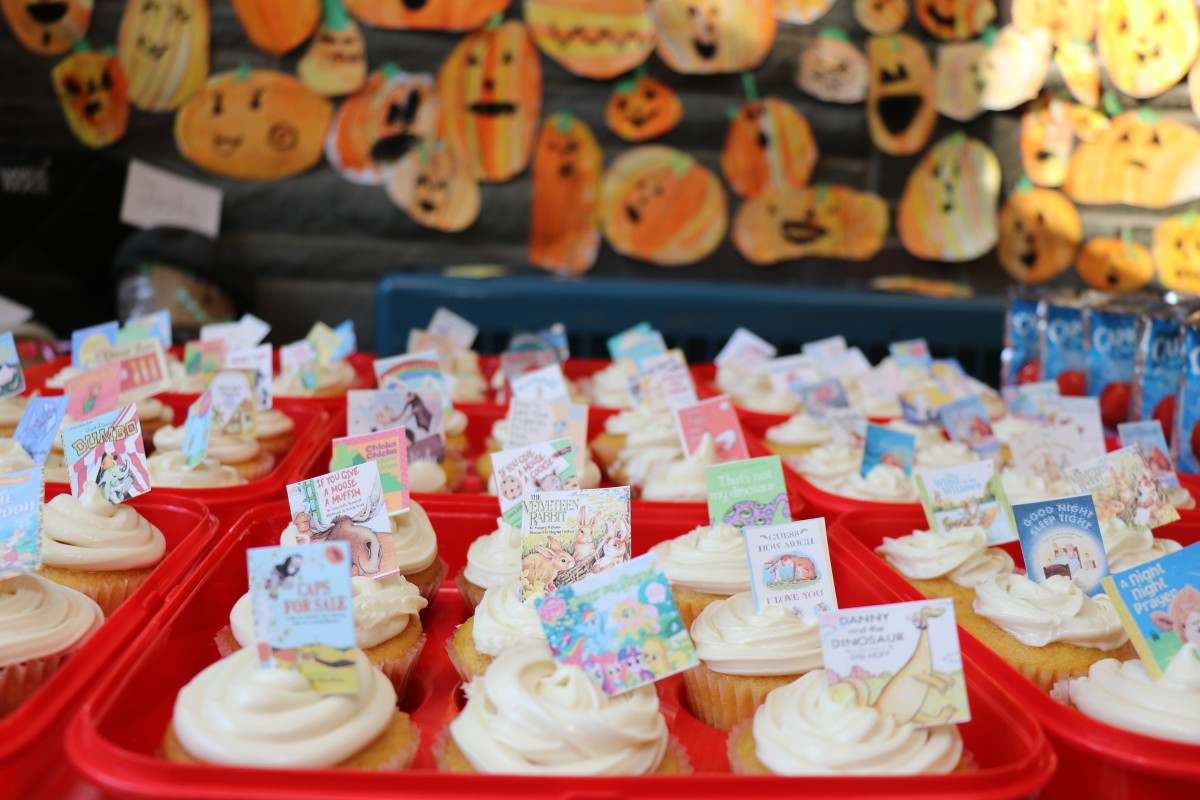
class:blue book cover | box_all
[1012,495,1109,595]
[939,394,1000,460]
[863,424,915,476]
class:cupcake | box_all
[438,641,689,775]
[446,577,544,682]
[639,434,717,503]
[914,442,978,470]
[406,459,450,494]
[606,411,683,489]
[0,574,104,717]
[999,467,1075,505]
[585,361,635,408]
[38,483,167,616]
[272,360,358,398]
[477,419,603,490]
[763,414,833,458]
[449,350,488,404]
[790,442,863,492]
[0,396,28,438]
[589,405,670,478]
[652,522,752,628]
[454,516,521,610]
[253,408,297,460]
[1100,517,1183,572]
[163,648,418,770]
[682,592,823,731]
[715,363,802,415]
[838,465,919,504]
[886,420,946,451]
[727,670,966,775]
[0,439,35,475]
[875,527,1015,618]
[146,452,246,488]
[152,426,275,482]
[389,499,448,602]
[1168,485,1197,511]
[132,396,175,447]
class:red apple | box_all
[1153,395,1176,442]
[1016,360,1041,384]
[1055,370,1086,397]
[1099,382,1132,430]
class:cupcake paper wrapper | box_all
[726,718,765,775]
[453,570,487,611]
[375,631,427,701]
[433,729,692,775]
[370,722,422,771]
[232,453,275,483]
[445,625,489,684]
[0,649,75,717]
[672,590,727,631]
[408,557,449,606]
[256,434,295,461]
[682,662,799,732]
[83,573,144,619]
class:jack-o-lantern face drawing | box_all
[231,0,318,57]
[1053,39,1099,107]
[1097,0,1198,99]
[652,0,776,75]
[733,184,889,265]
[602,146,728,266]
[437,20,542,183]
[1076,236,1154,292]
[934,40,986,122]
[979,25,1051,111]
[915,0,994,41]
[51,48,129,148]
[343,0,509,30]
[998,185,1082,284]
[898,133,1000,262]
[721,97,817,198]
[1011,0,1097,45]
[386,144,480,232]
[327,68,438,185]
[298,0,367,97]
[866,33,936,156]
[1021,94,1074,188]
[117,0,210,112]
[605,76,682,141]
[797,30,868,104]
[530,113,603,275]
[854,0,907,35]
[1064,111,1200,209]
[2,0,91,54]
[525,0,656,80]
[1153,212,1200,293]
[174,69,334,180]
[775,0,836,25]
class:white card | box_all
[428,307,478,352]
[715,327,777,368]
[119,159,222,239]
[509,363,571,404]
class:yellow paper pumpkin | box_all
[720,97,817,198]
[1012,0,1097,45]
[797,30,868,104]
[297,0,367,97]
[1076,236,1154,292]
[980,25,1052,111]
[933,40,986,122]
[854,0,908,35]
[652,0,776,74]
[117,0,210,112]
[997,183,1081,284]
[2,0,91,54]
[1021,94,1073,188]
[866,33,936,156]
[51,48,129,149]
[1097,0,1198,99]
[775,0,836,25]
[1053,39,1100,108]
[914,0,995,41]
[525,0,656,80]
[386,144,481,232]
[530,113,603,275]
[1152,212,1200,294]
[343,0,510,30]
[733,184,889,265]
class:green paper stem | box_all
[633,62,649,79]
[322,0,351,31]
[236,63,251,81]
[555,112,572,133]
[741,72,759,103]
[486,12,504,29]
[1137,107,1160,125]
[724,105,739,121]
[1120,228,1135,258]
[819,27,851,42]
[1181,210,1200,228]
[101,44,116,57]
[1102,90,1124,117]
[666,151,692,176]
[945,130,967,145]
[381,62,399,81]
[1015,175,1034,193]
[815,184,829,204]
[981,26,998,47]
[71,38,91,54]
[615,79,636,94]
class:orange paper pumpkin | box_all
[2,0,90,54]
[231,0,319,57]
[525,0,656,80]
[1021,94,1074,188]
[1152,212,1200,293]
[1054,39,1100,107]
[1012,0,1097,45]
[51,48,128,148]
[866,33,936,156]
[327,67,438,185]
[175,68,333,180]
[797,30,868,104]
[733,184,889,265]
[343,0,509,30]
[530,113,603,275]
[933,40,986,122]
[914,0,995,41]
[298,0,367,96]
[1097,0,1198,99]
[117,0,209,112]
[1064,111,1200,209]
[721,97,817,198]
[898,133,1001,262]
[386,144,480,232]
[854,0,908,35]
[605,76,682,141]
[437,20,542,183]
[775,0,836,25]
[602,146,728,266]
[652,0,776,74]
[1068,102,1110,141]
[979,25,1052,111]
[997,184,1082,284]
[1076,236,1154,292]
[1191,57,1200,122]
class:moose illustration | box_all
[300,483,388,577]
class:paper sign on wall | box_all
[120,159,222,239]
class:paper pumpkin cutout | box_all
[1191,58,1200,122]
[298,0,367,96]
[605,75,682,141]
[524,0,656,80]
[386,144,480,232]
[1011,0,1096,46]
[721,97,817,198]
[231,0,318,57]
[1076,235,1154,292]
[174,68,333,180]
[343,0,509,30]
[437,20,542,183]
[866,33,936,156]
[915,0,995,41]
[530,113,603,275]
[1068,102,1110,141]
[652,0,776,74]
[1152,212,1200,293]
[1021,94,1073,188]
[117,0,209,112]
[1097,0,1198,99]
[1064,111,1200,209]
[602,146,728,266]
[775,0,836,25]
[854,0,907,35]
[979,25,1052,111]
[2,0,90,54]
[51,46,128,148]
[1054,39,1100,107]
[898,133,1000,262]
[933,40,986,122]
[998,183,1081,284]
[733,184,889,265]
[326,67,438,185]
[797,29,868,104]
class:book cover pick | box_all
[706,455,791,528]
[744,517,837,621]
[520,486,631,602]
[1012,495,1110,595]
[915,460,1018,545]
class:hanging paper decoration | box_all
[1076,234,1154,292]
[775,0,837,25]
[437,20,542,183]
[853,0,907,35]
[51,43,128,149]
[529,112,603,275]
[997,180,1081,284]
[1021,94,1073,188]
[298,0,367,97]
[1068,102,1110,142]
[652,0,776,74]
[933,40,986,122]
[733,184,888,265]
[343,0,509,30]
[386,143,480,232]
[326,66,438,185]
[601,146,728,266]
[605,74,682,141]
[897,133,1000,262]
[231,0,319,57]
[174,67,334,181]
[1190,58,1200,122]
[1011,0,1096,46]
[1054,39,1100,108]
[914,0,994,41]
[866,33,936,156]
[1097,0,1198,99]
[721,95,817,198]
[117,0,209,112]
[1152,211,1200,294]
[524,0,656,80]
[1064,109,1200,209]
[2,0,90,54]
[979,25,1052,111]
[797,29,868,104]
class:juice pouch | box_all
[1174,313,1200,474]
[1084,298,1141,431]
[1039,293,1086,396]
[1132,305,1185,444]
[1001,287,1042,387]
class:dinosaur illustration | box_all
[848,605,957,725]
[723,492,789,528]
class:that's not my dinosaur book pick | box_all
[520,487,631,602]
[743,517,837,621]
[915,460,1018,545]
[818,597,970,727]
[331,429,409,516]
[675,395,749,463]
[61,405,150,505]
[705,455,791,529]
[490,439,578,528]
[0,467,42,578]
[1012,494,1109,596]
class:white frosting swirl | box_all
[972,574,1129,650]
[408,460,447,493]
[153,425,262,464]
[462,518,522,590]
[652,523,752,595]
[0,574,104,667]
[1100,517,1183,573]
[449,351,488,404]
[1168,486,1196,511]
[991,415,1041,446]
[0,396,28,426]
[390,500,438,573]
[602,405,666,436]
[444,408,468,438]
[838,465,918,503]
[765,414,833,448]
[999,468,1075,506]
[885,421,945,451]
[793,443,862,492]
[914,442,977,469]
[146,452,245,488]
[42,453,70,484]
[41,483,166,570]
[610,411,683,487]
[875,527,1014,588]
[471,578,545,656]
[640,434,717,503]
[255,409,295,438]
[587,362,635,408]
[0,438,35,474]
[691,592,822,676]
[271,360,356,397]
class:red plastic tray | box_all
[832,508,1200,800]
[67,501,1053,799]
[1,490,218,799]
